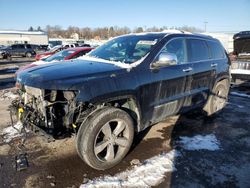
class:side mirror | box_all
[151,52,177,68]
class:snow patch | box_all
[230,91,250,99]
[77,54,148,70]
[80,150,179,188]
[178,134,220,151]
[227,102,244,108]
[0,122,24,143]
[0,90,18,101]
[231,69,250,75]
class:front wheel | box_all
[76,107,134,170]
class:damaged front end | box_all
[10,86,83,138]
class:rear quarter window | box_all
[207,41,225,59]
[188,39,209,62]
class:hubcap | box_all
[94,119,130,162]
[213,87,227,111]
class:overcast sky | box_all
[0,0,249,32]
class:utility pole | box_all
[204,21,208,32]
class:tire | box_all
[6,54,12,61]
[76,107,134,170]
[204,79,229,116]
[25,52,32,58]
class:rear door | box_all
[17,44,25,56]
[184,39,215,108]
[10,45,18,56]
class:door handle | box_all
[183,67,193,72]
[211,63,218,67]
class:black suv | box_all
[0,44,36,59]
[13,32,230,170]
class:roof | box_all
[0,30,47,35]
[124,30,215,41]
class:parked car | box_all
[63,43,79,48]
[0,46,11,59]
[0,44,36,59]
[39,45,49,51]
[16,47,94,74]
[79,43,91,47]
[231,31,250,81]
[35,45,63,60]
[13,32,230,170]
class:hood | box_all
[17,58,125,90]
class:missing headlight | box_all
[50,90,57,102]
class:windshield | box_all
[88,34,164,64]
[49,45,62,52]
[44,49,76,62]
[1,46,10,50]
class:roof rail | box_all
[162,29,192,34]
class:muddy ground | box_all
[0,59,250,188]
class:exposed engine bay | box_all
[10,86,92,138]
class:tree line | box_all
[28,25,204,39]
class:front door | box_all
[138,37,191,128]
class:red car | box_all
[35,45,63,60]
[16,47,94,74]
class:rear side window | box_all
[26,44,31,49]
[207,41,225,59]
[188,39,209,62]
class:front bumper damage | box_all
[9,86,81,139]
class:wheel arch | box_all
[96,95,142,133]
[77,95,143,133]
[213,74,230,87]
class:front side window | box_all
[88,34,164,64]
[188,39,209,62]
[161,38,187,64]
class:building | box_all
[0,30,48,45]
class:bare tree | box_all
[43,25,203,39]
[28,26,34,31]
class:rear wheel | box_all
[6,54,12,61]
[204,79,229,116]
[76,107,134,170]
[25,52,32,58]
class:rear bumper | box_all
[231,72,250,80]
[231,61,250,80]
